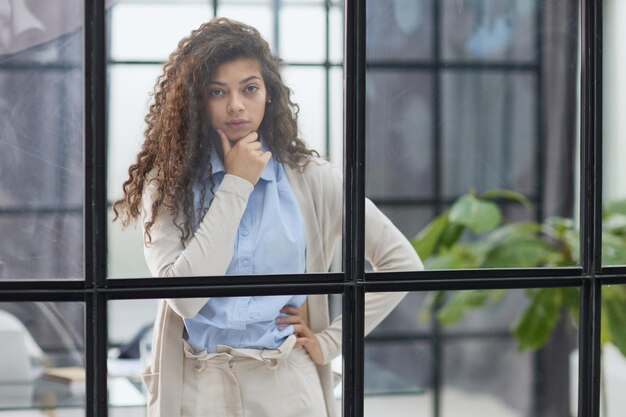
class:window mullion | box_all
[343,0,366,416]
[85,0,108,416]
[579,0,603,416]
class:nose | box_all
[227,93,244,114]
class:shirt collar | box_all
[210,136,276,182]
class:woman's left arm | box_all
[281,160,423,364]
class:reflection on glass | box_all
[0,2,84,280]
[107,6,345,278]
[108,295,344,417]
[602,0,626,267]
[364,289,579,417]
[366,0,579,271]
[0,302,85,416]
[442,0,537,62]
[367,0,433,61]
[596,285,626,417]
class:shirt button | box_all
[241,229,249,237]
[242,259,249,266]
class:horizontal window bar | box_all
[364,275,584,292]
[105,281,345,299]
[0,290,85,302]
[0,279,86,291]
[367,267,582,281]
[106,272,343,288]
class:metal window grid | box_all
[0,0,617,417]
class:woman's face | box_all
[206,57,268,143]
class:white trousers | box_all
[181,335,328,417]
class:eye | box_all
[244,85,259,94]
[209,89,225,97]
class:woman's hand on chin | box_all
[276,305,324,365]
[218,128,271,185]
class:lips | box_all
[226,119,249,129]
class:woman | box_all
[113,17,423,417]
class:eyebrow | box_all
[208,75,262,86]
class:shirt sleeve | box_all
[314,164,424,364]
[142,173,254,318]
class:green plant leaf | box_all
[440,223,466,248]
[424,249,477,269]
[603,214,626,237]
[480,227,553,268]
[449,194,502,234]
[419,291,446,323]
[437,290,491,325]
[512,288,561,351]
[560,288,580,320]
[479,189,533,210]
[601,303,612,346]
[604,200,626,218]
[604,293,626,356]
[411,213,449,259]
[602,233,626,266]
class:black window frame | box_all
[0,1,617,417]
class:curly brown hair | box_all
[113,17,317,245]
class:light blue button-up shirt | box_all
[184,140,307,353]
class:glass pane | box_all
[442,0,537,62]
[110,3,213,62]
[441,71,536,198]
[280,5,326,63]
[366,0,580,272]
[597,284,626,417]
[283,66,326,154]
[364,288,579,417]
[107,12,343,278]
[602,0,626,267]
[108,294,342,416]
[329,5,344,65]
[367,0,433,61]
[329,67,343,164]
[0,301,85,416]
[366,70,434,200]
[0,3,84,280]
[217,5,275,49]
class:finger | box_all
[275,315,302,325]
[216,129,231,153]
[280,306,300,315]
[248,141,261,151]
[260,151,272,164]
[293,324,311,337]
[238,131,259,144]
[294,337,308,348]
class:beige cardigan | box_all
[140,157,423,417]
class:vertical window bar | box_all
[84,295,95,417]
[578,280,602,417]
[85,0,108,416]
[579,0,602,416]
[535,0,545,224]
[343,0,365,416]
[324,0,331,158]
[580,0,602,275]
[431,2,443,415]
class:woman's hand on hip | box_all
[218,128,271,185]
[276,305,324,365]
